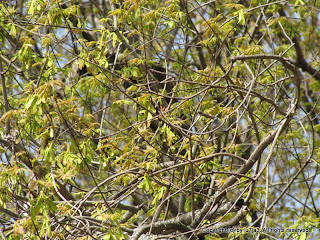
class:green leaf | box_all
[299,232,306,240]
[45,198,57,212]
[184,198,191,212]
[9,23,17,37]
[49,127,54,138]
[25,95,38,111]
[294,0,305,5]
[30,199,42,220]
[44,142,54,163]
[138,175,154,193]
[238,9,245,25]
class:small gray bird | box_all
[211,116,224,135]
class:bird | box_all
[198,111,225,136]
[211,116,224,135]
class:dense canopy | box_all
[0,0,320,239]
